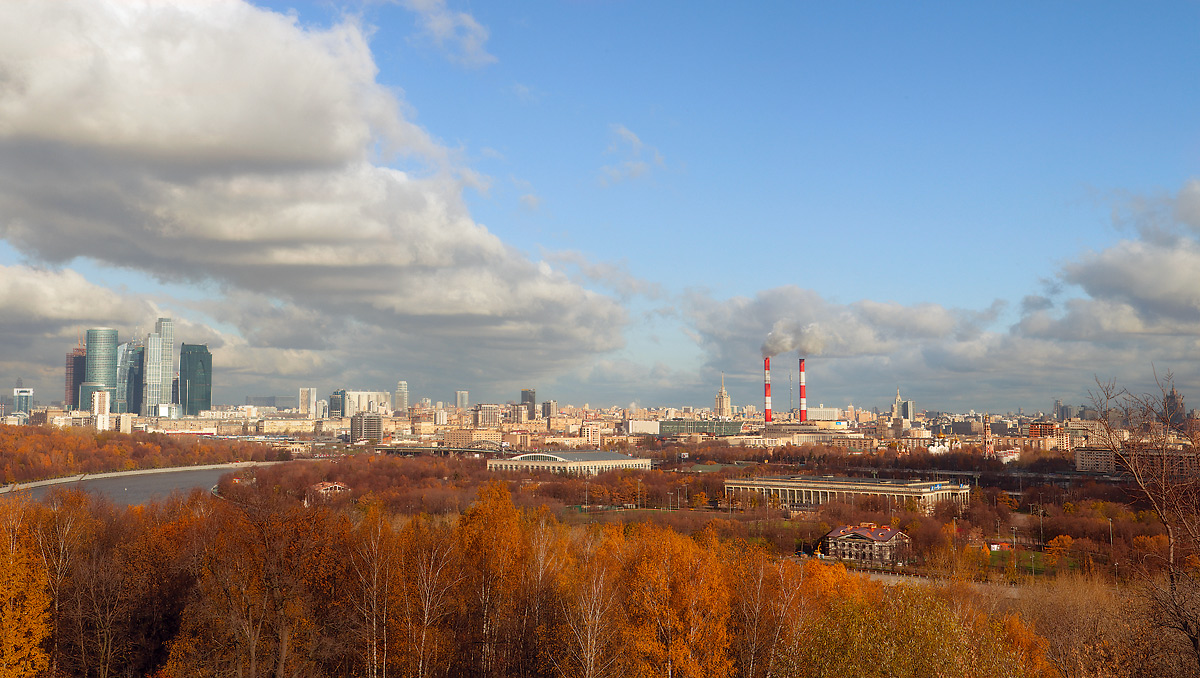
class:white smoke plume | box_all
[761,321,827,358]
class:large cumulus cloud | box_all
[681,178,1200,412]
[0,1,625,401]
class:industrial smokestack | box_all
[799,357,807,423]
[764,357,772,423]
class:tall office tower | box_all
[84,328,118,412]
[299,387,318,419]
[142,332,164,415]
[178,344,212,416]
[715,373,732,418]
[65,344,87,409]
[329,389,347,418]
[475,404,502,428]
[13,388,33,414]
[521,388,536,419]
[91,389,111,431]
[394,381,408,413]
[900,400,916,420]
[115,340,145,413]
[541,400,558,418]
[122,344,145,416]
[455,390,469,409]
[154,317,175,403]
[350,412,383,443]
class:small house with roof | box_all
[823,522,911,566]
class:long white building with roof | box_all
[487,450,651,476]
[724,475,970,515]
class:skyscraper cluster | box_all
[64,318,212,416]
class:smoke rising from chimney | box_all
[761,321,826,358]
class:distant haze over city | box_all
[1,2,1199,413]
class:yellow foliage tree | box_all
[0,494,50,678]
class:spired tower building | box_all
[715,373,732,418]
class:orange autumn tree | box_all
[621,524,732,678]
[396,513,460,678]
[553,524,626,678]
[0,493,50,678]
[455,481,526,676]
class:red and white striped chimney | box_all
[798,357,807,422]
[763,357,772,423]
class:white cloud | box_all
[398,0,496,67]
[600,124,665,185]
[0,0,625,404]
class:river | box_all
[4,462,283,506]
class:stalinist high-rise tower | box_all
[715,373,732,418]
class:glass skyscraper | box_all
[394,381,408,414]
[65,345,87,410]
[84,328,118,412]
[115,341,145,414]
[178,343,212,416]
[142,333,164,415]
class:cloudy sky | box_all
[1,1,1198,414]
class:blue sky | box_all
[1,1,1198,414]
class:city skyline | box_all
[1,2,1199,413]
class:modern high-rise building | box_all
[476,404,502,428]
[91,389,111,431]
[541,400,558,418]
[13,387,34,414]
[142,332,164,415]
[123,345,145,416]
[350,412,383,443]
[115,340,145,414]
[521,388,537,419]
[155,317,175,404]
[299,387,318,419]
[85,328,118,412]
[394,381,408,413]
[455,390,469,409]
[65,344,87,410]
[329,389,347,419]
[178,343,212,416]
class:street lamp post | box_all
[637,478,642,510]
[1109,517,1117,582]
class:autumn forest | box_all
[0,426,1198,678]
